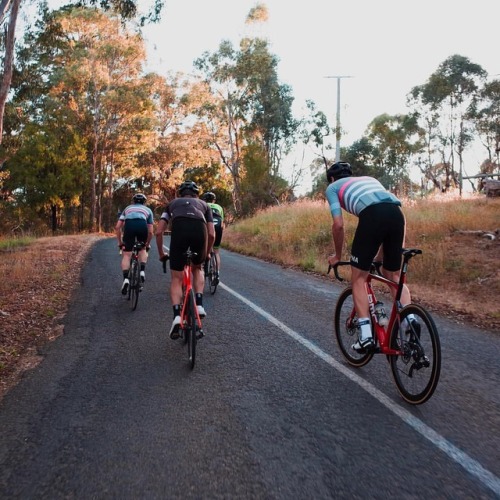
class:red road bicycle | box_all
[163,249,204,369]
[330,248,441,405]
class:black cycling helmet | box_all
[326,161,352,182]
[178,180,200,195]
[132,193,147,204]
[202,192,216,203]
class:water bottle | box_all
[375,301,389,327]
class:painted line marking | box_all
[220,282,500,497]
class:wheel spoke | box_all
[334,287,374,367]
[389,304,441,404]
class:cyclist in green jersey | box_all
[201,192,224,282]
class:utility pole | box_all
[325,75,353,161]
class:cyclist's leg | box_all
[350,206,381,320]
[380,205,410,305]
[120,221,135,293]
[190,220,208,317]
[169,220,189,338]
[213,221,223,272]
[121,221,135,271]
[350,206,383,349]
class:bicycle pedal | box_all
[196,329,204,340]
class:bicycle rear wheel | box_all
[389,304,441,404]
[129,260,140,311]
[208,252,218,294]
[334,287,374,367]
[186,289,197,369]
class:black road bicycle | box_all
[205,251,219,295]
[127,241,146,311]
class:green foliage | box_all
[0,237,34,250]
[194,35,296,214]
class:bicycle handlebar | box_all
[161,255,169,273]
[327,248,423,282]
[327,261,350,282]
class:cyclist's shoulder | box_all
[209,203,223,216]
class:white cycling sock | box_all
[402,314,416,329]
[358,318,372,340]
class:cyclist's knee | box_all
[382,268,399,282]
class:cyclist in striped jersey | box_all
[115,193,154,294]
[325,162,413,352]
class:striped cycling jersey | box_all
[119,204,154,223]
[325,176,401,217]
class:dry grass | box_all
[223,195,500,331]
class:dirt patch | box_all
[0,234,105,401]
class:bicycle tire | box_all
[209,252,218,294]
[127,262,133,301]
[186,289,197,369]
[334,287,374,367]
[389,304,441,404]
[129,260,140,311]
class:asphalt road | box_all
[0,237,499,499]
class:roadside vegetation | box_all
[223,195,500,330]
[0,3,499,238]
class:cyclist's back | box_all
[115,193,153,294]
[156,181,215,339]
[326,175,400,218]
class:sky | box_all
[140,0,500,192]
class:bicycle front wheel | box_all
[186,289,197,369]
[209,253,218,294]
[334,287,374,367]
[389,304,441,405]
[129,260,140,311]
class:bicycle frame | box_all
[180,260,203,330]
[127,241,146,310]
[331,250,419,357]
[364,273,402,355]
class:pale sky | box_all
[48,0,500,192]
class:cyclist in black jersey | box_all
[155,181,215,339]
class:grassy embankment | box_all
[222,195,500,328]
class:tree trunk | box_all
[51,204,57,234]
[0,0,21,148]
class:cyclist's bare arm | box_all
[155,219,168,260]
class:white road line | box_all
[220,282,500,497]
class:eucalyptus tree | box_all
[0,0,164,150]
[469,78,500,166]
[365,112,424,193]
[408,54,486,194]
[0,0,21,149]
[5,116,87,232]
[11,6,157,231]
[193,35,297,215]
